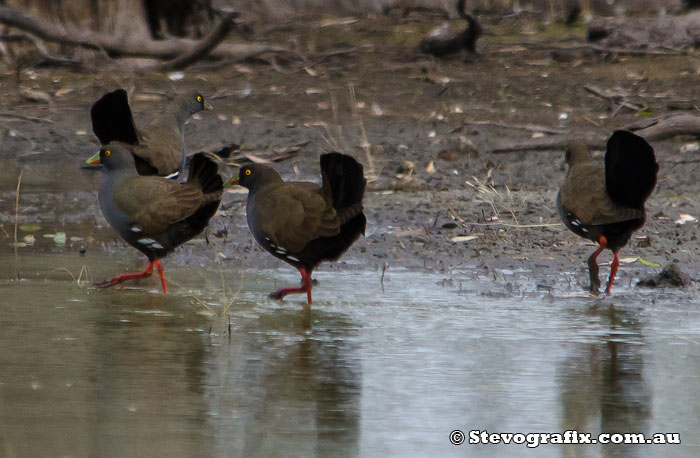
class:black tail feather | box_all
[605,130,658,209]
[90,89,139,145]
[188,153,223,194]
[320,152,366,210]
[301,152,367,268]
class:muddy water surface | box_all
[0,248,699,458]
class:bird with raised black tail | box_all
[420,0,482,58]
[88,89,213,177]
[557,130,658,295]
[227,153,366,305]
[87,144,223,293]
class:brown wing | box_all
[560,163,643,225]
[256,183,340,253]
[133,120,183,175]
[113,176,204,234]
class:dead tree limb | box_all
[564,43,687,56]
[0,111,52,123]
[0,5,122,54]
[518,39,694,57]
[305,47,357,66]
[159,11,237,70]
[0,4,298,63]
[0,32,81,66]
[20,33,81,66]
[490,114,700,154]
[627,114,700,141]
[489,133,605,153]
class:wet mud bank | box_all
[0,15,699,298]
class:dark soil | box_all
[2,13,700,294]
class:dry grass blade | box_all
[13,168,22,255]
[348,83,377,181]
[191,295,217,315]
[465,172,524,226]
[677,336,700,346]
[316,84,379,182]
[320,123,343,153]
[191,261,245,319]
[465,174,501,221]
[221,268,245,316]
[45,265,93,286]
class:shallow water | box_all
[0,250,698,458]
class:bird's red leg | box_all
[587,235,607,295]
[154,259,167,294]
[95,261,155,289]
[605,250,620,295]
[270,268,314,305]
[303,270,313,305]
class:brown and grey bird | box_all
[228,153,366,305]
[89,89,213,177]
[557,130,658,295]
[87,143,223,293]
[420,0,482,58]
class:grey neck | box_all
[172,98,199,130]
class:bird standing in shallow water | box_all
[89,89,213,177]
[228,153,366,305]
[87,144,223,293]
[557,130,658,295]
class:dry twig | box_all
[463,119,567,134]
[583,85,646,114]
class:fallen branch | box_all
[20,32,81,66]
[0,5,133,54]
[0,4,299,64]
[305,47,358,67]
[463,119,567,135]
[627,113,700,141]
[0,32,81,66]
[159,11,237,70]
[563,43,687,56]
[383,4,450,19]
[519,40,692,56]
[0,111,52,123]
[490,114,700,153]
[666,100,700,111]
[467,221,562,228]
[584,85,646,114]
[489,133,604,154]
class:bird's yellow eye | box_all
[244,169,251,176]
[197,95,202,102]
[105,150,111,157]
